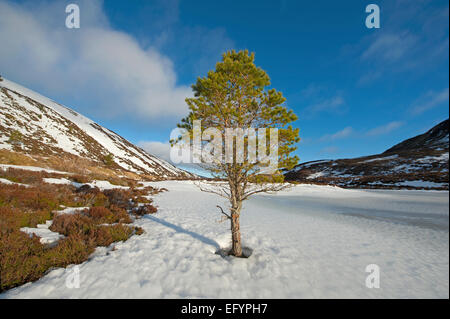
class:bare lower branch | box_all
[242,182,293,201]
[216,205,231,219]
[194,180,230,199]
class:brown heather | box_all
[0,168,162,292]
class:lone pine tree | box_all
[176,50,299,257]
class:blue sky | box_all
[0,0,448,168]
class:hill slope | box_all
[0,78,192,179]
[285,120,449,190]
[384,119,449,153]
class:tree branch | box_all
[216,205,231,219]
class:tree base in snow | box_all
[215,246,253,258]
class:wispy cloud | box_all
[411,88,449,115]
[299,83,324,98]
[303,95,346,118]
[320,126,354,141]
[366,121,404,136]
[353,0,449,85]
[319,146,340,154]
[361,32,417,63]
[298,83,347,118]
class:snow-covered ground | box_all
[0,177,29,187]
[21,220,64,246]
[2,181,448,298]
[0,79,190,178]
[40,177,128,190]
[0,164,70,174]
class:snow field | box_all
[2,181,448,298]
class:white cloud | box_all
[0,0,192,122]
[138,141,172,162]
[138,140,210,177]
[366,121,404,136]
[320,127,353,141]
[411,88,449,115]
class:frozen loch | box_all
[2,181,448,298]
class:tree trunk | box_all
[230,192,243,257]
[230,212,242,257]
[229,179,243,257]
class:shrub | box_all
[108,205,132,224]
[0,230,95,292]
[75,185,109,207]
[134,226,145,236]
[84,206,131,224]
[106,177,129,187]
[75,184,97,195]
[8,130,23,145]
[0,167,159,292]
[0,168,44,184]
[103,188,134,210]
[0,183,77,211]
[0,230,47,291]
[47,234,95,266]
[84,206,111,222]
[132,204,157,217]
[127,179,138,188]
[102,154,115,167]
[0,207,51,231]
[94,224,133,246]
[50,213,95,237]
[92,226,114,246]
[133,186,167,196]
[71,174,91,184]
[50,210,133,247]
[92,192,109,207]
[107,224,133,242]
[0,149,37,166]
[134,196,152,204]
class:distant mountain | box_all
[0,78,193,180]
[285,119,449,190]
[384,119,449,153]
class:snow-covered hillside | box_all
[2,181,448,298]
[285,120,449,190]
[0,78,192,179]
